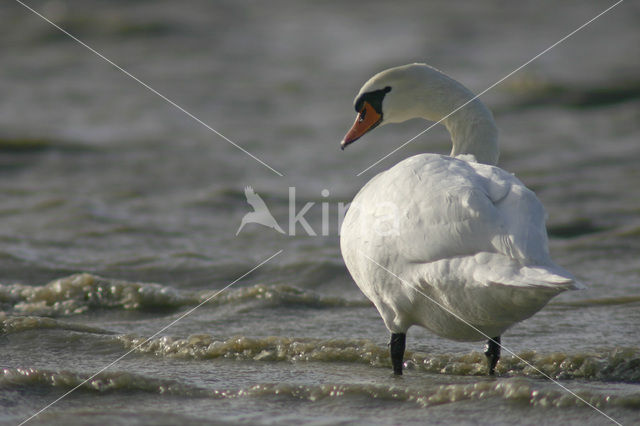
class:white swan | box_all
[339,64,583,375]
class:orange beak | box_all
[341,102,382,150]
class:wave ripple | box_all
[0,273,367,316]
[2,367,638,410]
[118,334,640,382]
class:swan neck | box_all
[406,70,499,165]
[443,100,499,165]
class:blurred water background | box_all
[1,0,639,424]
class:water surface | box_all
[1,0,639,425]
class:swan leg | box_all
[484,336,501,375]
[390,333,406,375]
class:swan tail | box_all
[470,254,585,290]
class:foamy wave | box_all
[220,379,640,409]
[2,368,638,409]
[0,273,365,316]
[118,334,640,382]
[0,314,114,335]
[0,367,208,396]
[492,348,640,381]
[0,274,190,316]
[409,347,640,381]
[210,284,367,308]
[118,335,388,365]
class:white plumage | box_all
[341,153,580,340]
[339,64,582,374]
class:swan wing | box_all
[343,154,580,290]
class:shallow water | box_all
[1,0,640,425]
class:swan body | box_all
[339,64,582,374]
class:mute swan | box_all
[340,64,583,375]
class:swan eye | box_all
[354,87,391,115]
[359,107,367,122]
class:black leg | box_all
[484,336,501,375]
[390,333,406,375]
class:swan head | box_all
[341,64,443,149]
[341,84,391,149]
[340,64,499,166]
